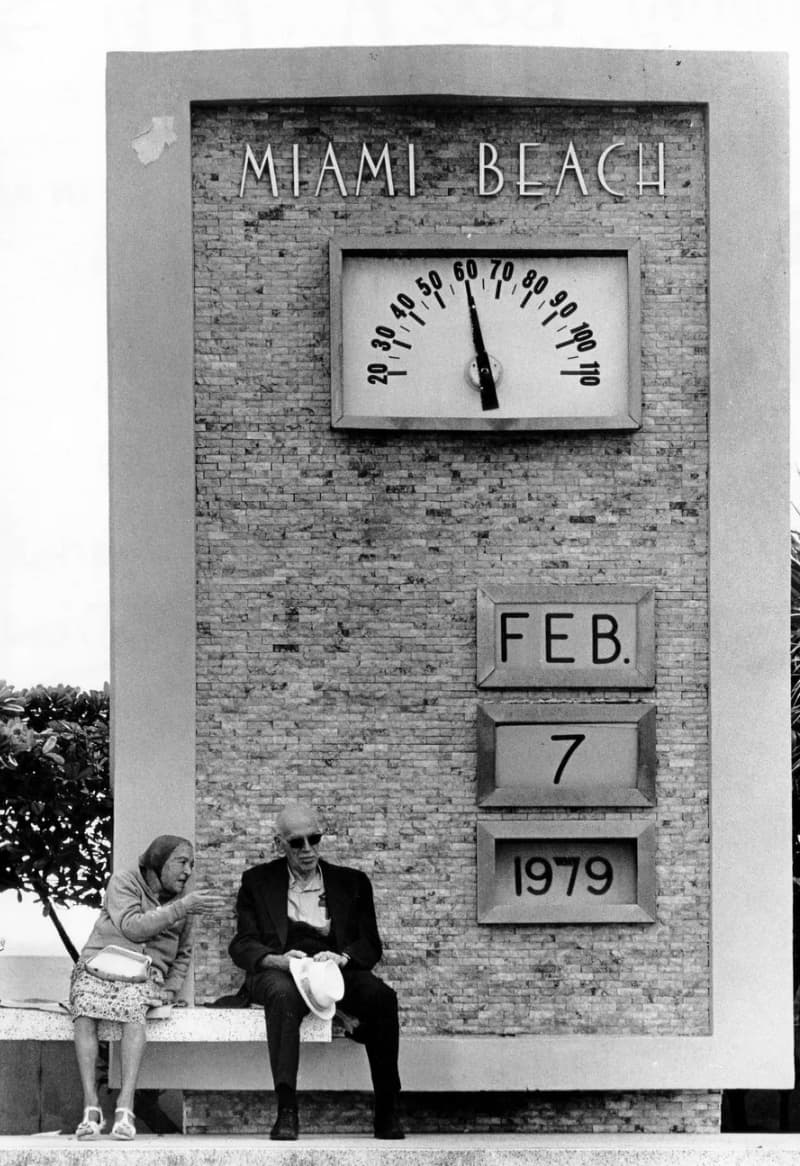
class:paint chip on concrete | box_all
[133,117,177,165]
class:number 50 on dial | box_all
[330,236,641,431]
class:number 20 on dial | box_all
[330,236,641,431]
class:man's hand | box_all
[258,949,307,972]
[312,950,349,968]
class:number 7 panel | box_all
[476,702,656,807]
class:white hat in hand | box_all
[288,956,345,1020]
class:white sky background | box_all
[0,0,797,955]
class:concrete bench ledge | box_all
[0,1005,331,1042]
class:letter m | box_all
[239,144,278,198]
[355,143,395,196]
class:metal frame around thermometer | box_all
[330,236,641,431]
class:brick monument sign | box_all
[107,46,790,1134]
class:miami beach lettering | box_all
[238,140,666,199]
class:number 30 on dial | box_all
[330,236,641,432]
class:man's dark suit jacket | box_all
[229,857,383,980]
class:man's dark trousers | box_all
[249,966,401,1095]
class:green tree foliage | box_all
[0,682,111,960]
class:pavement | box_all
[3,1133,800,1165]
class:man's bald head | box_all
[274,802,323,878]
[275,802,321,839]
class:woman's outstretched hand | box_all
[182,889,229,915]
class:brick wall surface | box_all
[184,1088,721,1136]
[188,101,710,1130]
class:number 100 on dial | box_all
[330,236,641,431]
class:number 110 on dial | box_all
[330,236,640,431]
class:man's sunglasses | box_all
[286,833,322,849]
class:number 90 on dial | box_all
[477,821,656,924]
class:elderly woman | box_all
[70,835,227,1140]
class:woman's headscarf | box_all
[138,834,192,879]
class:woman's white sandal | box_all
[75,1106,105,1139]
[111,1107,137,1140]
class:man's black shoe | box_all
[374,1092,405,1139]
[374,1114,406,1139]
[270,1106,299,1140]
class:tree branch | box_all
[32,881,80,963]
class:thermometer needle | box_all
[465,280,499,411]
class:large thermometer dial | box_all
[330,236,640,432]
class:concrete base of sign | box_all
[1,1133,799,1164]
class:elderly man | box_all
[229,802,403,1141]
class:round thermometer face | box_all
[331,238,640,431]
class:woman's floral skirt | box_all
[69,959,164,1027]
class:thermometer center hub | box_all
[466,355,503,391]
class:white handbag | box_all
[85,945,152,983]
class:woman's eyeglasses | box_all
[286,833,322,849]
